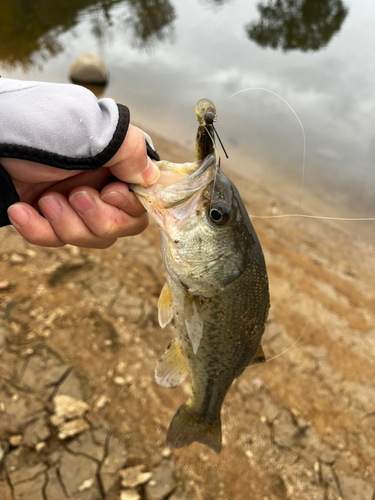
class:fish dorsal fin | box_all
[184,295,203,355]
[158,282,174,328]
[251,343,266,365]
[155,339,189,388]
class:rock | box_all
[9,253,25,264]
[57,418,90,440]
[120,490,141,500]
[9,434,22,447]
[0,444,4,462]
[51,395,89,426]
[70,53,108,84]
[95,395,110,409]
[23,414,50,448]
[145,460,176,500]
[118,465,152,488]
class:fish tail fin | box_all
[166,404,222,453]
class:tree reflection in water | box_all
[0,0,175,69]
[246,0,348,51]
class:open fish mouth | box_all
[130,153,217,209]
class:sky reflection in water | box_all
[0,0,374,241]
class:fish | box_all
[130,99,269,453]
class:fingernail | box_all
[69,191,95,216]
[141,158,160,185]
[38,196,62,220]
[7,205,30,227]
[101,191,128,207]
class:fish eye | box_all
[209,202,230,226]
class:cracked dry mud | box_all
[1,136,375,500]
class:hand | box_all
[3,125,160,248]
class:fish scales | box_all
[131,99,269,453]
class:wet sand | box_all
[0,131,375,500]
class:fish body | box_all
[131,101,269,453]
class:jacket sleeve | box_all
[0,78,159,227]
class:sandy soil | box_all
[0,131,375,500]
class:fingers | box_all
[68,186,148,238]
[7,203,66,248]
[7,186,148,248]
[100,181,146,217]
[104,124,160,186]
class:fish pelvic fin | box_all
[155,339,189,388]
[184,295,203,355]
[166,404,222,454]
[158,282,174,328]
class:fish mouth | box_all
[130,154,217,209]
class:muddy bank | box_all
[0,131,375,500]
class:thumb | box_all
[104,124,160,186]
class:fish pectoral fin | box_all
[155,339,189,388]
[184,296,203,355]
[158,282,174,328]
[250,343,266,365]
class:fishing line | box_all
[219,88,375,223]
[219,87,306,208]
[250,214,375,221]
[204,125,220,207]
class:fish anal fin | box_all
[158,282,174,328]
[155,339,189,388]
[184,296,203,355]
[166,404,222,454]
[251,343,266,365]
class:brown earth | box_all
[0,131,375,500]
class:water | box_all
[0,0,374,242]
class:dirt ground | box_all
[1,132,375,500]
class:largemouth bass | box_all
[131,99,269,453]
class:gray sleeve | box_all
[0,78,130,170]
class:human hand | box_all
[3,124,160,248]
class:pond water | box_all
[0,0,374,243]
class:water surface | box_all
[1,0,374,241]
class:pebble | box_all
[95,395,110,409]
[0,280,10,289]
[57,418,90,440]
[51,395,89,426]
[114,376,127,386]
[118,464,153,488]
[9,435,22,447]
[10,253,25,264]
[120,490,141,500]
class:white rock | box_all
[120,490,141,500]
[78,477,95,491]
[9,435,22,447]
[95,395,110,409]
[70,53,108,84]
[118,465,152,488]
[51,395,89,426]
[57,418,90,440]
